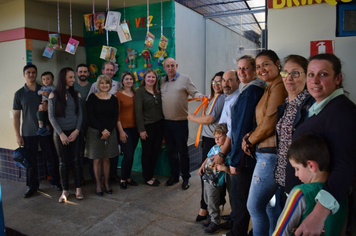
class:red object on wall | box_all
[310,40,334,57]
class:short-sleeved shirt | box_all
[13,83,42,136]
[201,94,225,139]
[74,81,92,125]
[202,144,230,187]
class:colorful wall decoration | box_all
[84,1,175,84]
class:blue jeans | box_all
[247,152,279,236]
[164,120,191,180]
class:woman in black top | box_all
[48,67,83,203]
[86,75,119,196]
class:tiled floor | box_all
[1,169,232,236]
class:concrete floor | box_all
[1,169,231,236]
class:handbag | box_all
[12,146,30,169]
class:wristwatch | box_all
[218,152,227,158]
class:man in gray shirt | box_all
[13,64,61,198]
[74,64,93,184]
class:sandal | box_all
[75,188,84,200]
[146,179,160,186]
[59,191,69,203]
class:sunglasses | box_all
[280,71,304,78]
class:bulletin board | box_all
[84,1,176,84]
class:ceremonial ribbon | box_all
[188,97,209,147]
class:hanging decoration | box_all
[140,49,152,68]
[48,0,62,50]
[89,64,98,78]
[99,0,119,75]
[65,0,79,55]
[42,0,54,58]
[140,0,154,68]
[125,48,137,69]
[117,0,132,43]
[154,0,169,66]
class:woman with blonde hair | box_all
[135,69,164,186]
[86,75,119,196]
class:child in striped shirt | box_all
[273,133,347,236]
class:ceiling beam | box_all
[204,7,265,19]
[191,0,245,9]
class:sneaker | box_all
[41,129,52,136]
[36,127,46,135]
[204,222,220,234]
[202,219,211,228]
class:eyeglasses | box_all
[212,81,222,85]
[280,71,304,78]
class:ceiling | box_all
[2,0,265,44]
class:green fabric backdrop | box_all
[119,140,171,176]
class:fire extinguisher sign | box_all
[310,40,334,57]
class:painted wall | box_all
[175,3,206,145]
[25,0,84,37]
[0,39,27,149]
[0,0,25,31]
[205,19,259,95]
[175,2,259,144]
[268,3,356,102]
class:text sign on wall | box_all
[268,0,351,8]
[310,40,334,56]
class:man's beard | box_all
[79,76,88,82]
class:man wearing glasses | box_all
[161,58,205,190]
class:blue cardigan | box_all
[230,84,265,170]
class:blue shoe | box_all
[41,129,52,136]
[202,219,211,228]
[204,222,220,234]
[36,127,46,135]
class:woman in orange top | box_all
[116,71,139,189]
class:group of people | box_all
[13,51,356,235]
[13,57,203,203]
[190,51,356,236]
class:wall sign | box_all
[310,40,334,56]
[268,0,351,8]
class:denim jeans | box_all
[247,152,279,236]
[164,120,191,180]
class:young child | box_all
[36,72,56,136]
[273,133,347,236]
[199,123,230,234]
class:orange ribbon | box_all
[188,97,209,147]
